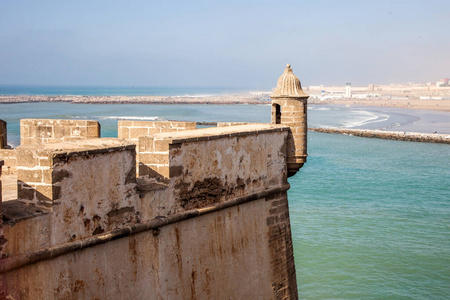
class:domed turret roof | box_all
[271,64,308,98]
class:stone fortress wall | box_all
[0,121,15,176]
[0,65,307,299]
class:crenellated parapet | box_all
[138,124,290,213]
[118,120,196,176]
[0,121,299,298]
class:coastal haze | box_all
[0,1,449,87]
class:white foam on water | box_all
[341,110,389,128]
[173,94,216,98]
[98,116,160,121]
[71,116,161,121]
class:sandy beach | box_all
[309,98,450,112]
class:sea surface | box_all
[0,85,248,97]
[0,101,449,299]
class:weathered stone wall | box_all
[118,120,196,176]
[6,139,138,254]
[20,119,100,145]
[165,124,289,213]
[0,119,6,149]
[0,125,299,299]
[1,195,295,299]
[271,98,308,176]
[0,150,16,175]
[137,124,289,191]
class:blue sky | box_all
[0,0,448,88]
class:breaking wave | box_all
[341,110,389,128]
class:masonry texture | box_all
[0,65,307,299]
[20,119,100,145]
[271,64,309,177]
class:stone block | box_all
[292,133,306,140]
[157,165,170,178]
[20,119,101,145]
[137,153,154,164]
[34,184,54,202]
[74,126,87,138]
[16,147,40,168]
[131,121,156,127]
[294,127,307,134]
[118,121,133,128]
[154,139,170,152]
[152,153,169,165]
[17,169,44,183]
[138,136,153,152]
[159,127,179,133]
[119,126,130,139]
[130,127,151,139]
[146,128,161,135]
[87,124,100,138]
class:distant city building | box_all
[436,78,449,87]
[345,82,352,98]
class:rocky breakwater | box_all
[309,127,450,144]
[0,95,270,105]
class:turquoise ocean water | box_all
[0,97,449,298]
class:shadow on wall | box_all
[17,181,54,207]
[138,163,168,184]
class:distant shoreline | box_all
[1,95,450,112]
[309,98,450,112]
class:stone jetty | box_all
[310,127,450,144]
[0,95,270,105]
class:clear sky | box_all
[0,0,448,88]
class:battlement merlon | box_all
[16,138,136,206]
[137,123,291,215]
[139,123,290,179]
[20,118,101,145]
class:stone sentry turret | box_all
[271,64,309,177]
